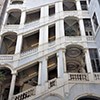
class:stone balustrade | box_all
[13,87,36,100]
[68,73,89,81]
[0,55,13,60]
[94,73,100,81]
[48,78,57,89]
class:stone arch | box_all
[65,44,86,73]
[42,93,64,100]
[64,17,80,36]
[76,94,100,100]
[6,9,21,25]
[67,84,100,100]
[0,66,12,100]
[0,32,17,54]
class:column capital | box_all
[11,70,17,75]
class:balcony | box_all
[12,73,100,100]
[13,87,36,100]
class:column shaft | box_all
[76,0,81,10]
[57,50,64,78]
[15,34,23,54]
[38,61,42,85]
[8,73,17,100]
[85,49,93,73]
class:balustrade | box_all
[13,87,36,100]
[68,73,89,81]
[48,78,57,89]
[0,55,13,60]
[94,73,100,81]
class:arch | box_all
[6,9,21,25]
[0,67,12,100]
[65,44,86,73]
[76,95,100,100]
[0,63,13,73]
[0,32,17,54]
[64,17,80,36]
[42,93,64,100]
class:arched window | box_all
[0,32,17,54]
[7,10,21,25]
[63,0,76,11]
[64,17,80,36]
[0,67,12,100]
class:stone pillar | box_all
[79,19,86,36]
[8,71,17,100]
[63,49,67,73]
[15,34,23,54]
[42,58,48,84]
[56,20,64,39]
[76,0,81,10]
[38,61,42,85]
[57,49,65,78]
[85,48,93,73]
[59,20,65,37]
[55,1,63,13]
[39,26,48,45]
[20,11,26,28]
[41,5,48,18]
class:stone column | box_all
[38,61,42,85]
[76,0,81,10]
[15,34,23,54]
[79,19,86,36]
[42,58,48,84]
[55,1,63,13]
[85,48,93,73]
[20,11,26,28]
[56,20,64,39]
[57,49,65,78]
[63,49,67,73]
[8,71,17,100]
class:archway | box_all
[0,67,12,100]
[65,45,86,73]
[6,9,21,25]
[0,32,17,54]
[64,17,80,36]
[77,96,100,100]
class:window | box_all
[64,18,80,36]
[92,13,99,31]
[11,1,23,4]
[7,10,21,25]
[80,1,88,10]
[89,49,100,72]
[21,31,39,52]
[83,19,93,36]
[25,9,40,23]
[63,0,76,11]
[47,54,57,80]
[49,5,55,16]
[48,24,55,42]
